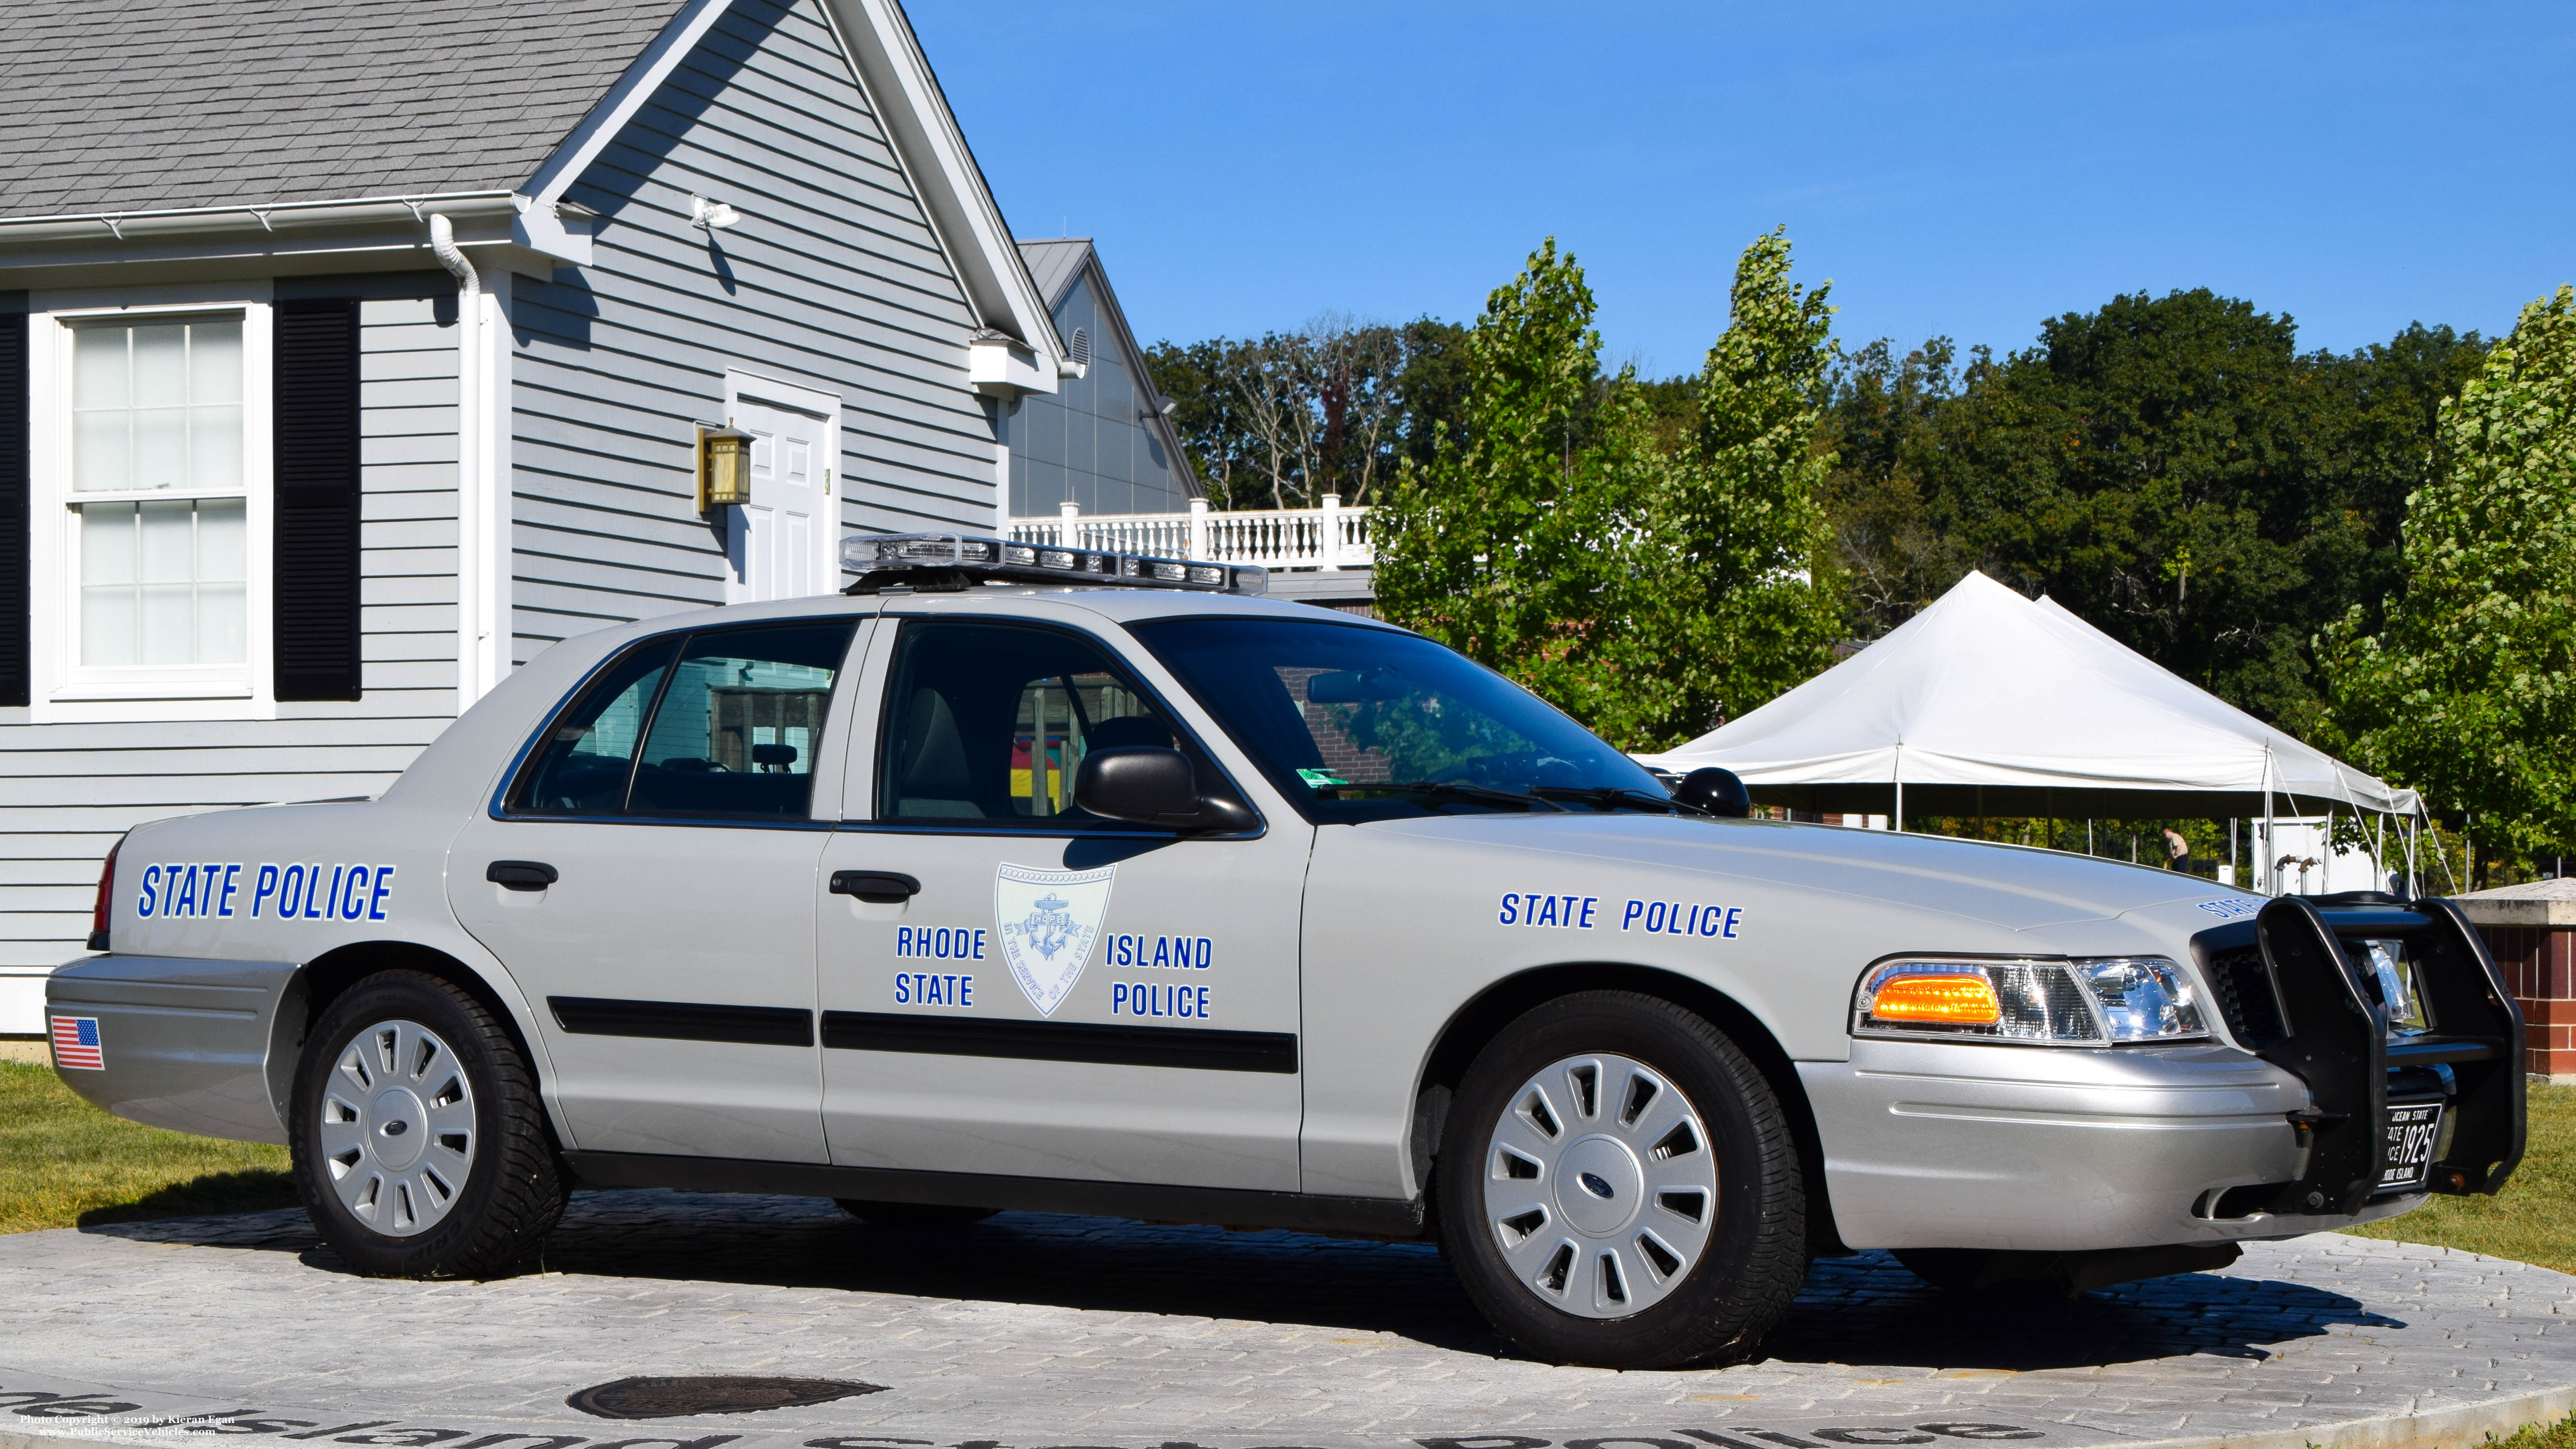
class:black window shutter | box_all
[0,309,25,707]
[273,297,363,702]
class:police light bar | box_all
[840,532,1268,596]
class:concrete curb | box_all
[2122,1388,2576,1449]
[4,1389,2574,1449]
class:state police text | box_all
[136,862,395,923]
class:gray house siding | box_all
[508,0,996,662]
[0,294,460,1000]
[1007,269,1188,518]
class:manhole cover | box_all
[567,1376,886,1419]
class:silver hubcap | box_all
[1483,1052,1717,1318]
[316,1019,476,1237]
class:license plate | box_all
[2379,1102,2444,1191]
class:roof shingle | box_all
[0,0,687,220]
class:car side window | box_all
[514,638,679,814]
[879,620,1176,825]
[511,621,854,820]
[629,624,852,817]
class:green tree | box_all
[1145,318,1472,510]
[1817,337,1963,638]
[1374,239,1672,743]
[1888,290,2483,732]
[1642,226,1845,744]
[2324,286,2576,868]
[1376,231,1845,750]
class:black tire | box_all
[289,969,568,1277]
[834,1199,1000,1230]
[1435,990,1807,1368]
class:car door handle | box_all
[830,870,920,903]
[487,860,559,891]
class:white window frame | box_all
[27,288,276,722]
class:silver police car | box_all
[48,534,2526,1369]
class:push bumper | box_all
[1802,1038,2425,1252]
[43,953,301,1145]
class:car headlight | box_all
[1853,956,2208,1046]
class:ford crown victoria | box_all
[48,534,2526,1368]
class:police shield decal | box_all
[995,862,1116,1015]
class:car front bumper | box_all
[43,953,300,1145]
[1802,1038,2426,1252]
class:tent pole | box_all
[2086,819,2093,855]
[2230,817,2238,889]
[2262,745,2277,897]
[1893,742,1903,834]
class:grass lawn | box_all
[2501,1416,2576,1449]
[2343,1082,2576,1274]
[0,1058,294,1234]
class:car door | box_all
[448,617,863,1163]
[816,613,1309,1192]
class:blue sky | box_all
[909,2,2576,379]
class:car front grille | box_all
[2203,945,2287,1042]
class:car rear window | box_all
[510,621,854,820]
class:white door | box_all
[726,374,841,604]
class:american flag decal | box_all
[50,1014,103,1071]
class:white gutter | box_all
[0,191,515,241]
[0,190,589,265]
[429,216,503,710]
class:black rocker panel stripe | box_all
[821,1012,1297,1074]
[549,996,813,1048]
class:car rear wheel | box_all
[834,1200,1000,1230]
[1435,990,1807,1368]
[290,970,568,1277]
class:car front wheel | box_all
[289,969,568,1277]
[1435,990,1808,1368]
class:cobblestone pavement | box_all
[2,1190,2572,1449]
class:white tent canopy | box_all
[1636,570,2419,823]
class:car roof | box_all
[544,581,1403,665]
[1009,584,1406,630]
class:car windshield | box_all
[1129,616,1671,821]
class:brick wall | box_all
[2473,922,2576,1080]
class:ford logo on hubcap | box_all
[383,1120,407,1136]
[1578,1171,1615,1199]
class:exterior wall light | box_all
[697,425,754,511]
[689,195,741,230]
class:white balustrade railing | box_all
[1007,496,1374,571]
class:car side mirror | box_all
[1675,766,1753,818]
[1074,746,1249,831]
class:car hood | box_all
[1352,811,2251,935]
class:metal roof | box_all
[1015,236,1092,310]
[1012,235,1201,499]
[0,0,687,220]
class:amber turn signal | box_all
[1868,972,2002,1025]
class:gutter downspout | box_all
[429,215,497,709]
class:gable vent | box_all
[1068,327,1091,370]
